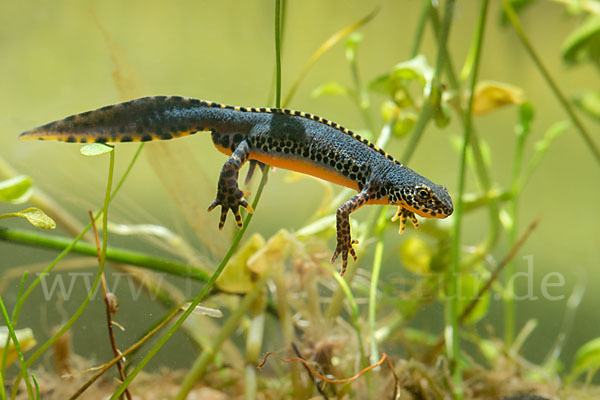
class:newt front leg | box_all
[208,139,255,229]
[331,190,371,275]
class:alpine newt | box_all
[19,96,454,275]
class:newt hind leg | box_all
[331,190,371,275]
[208,140,254,229]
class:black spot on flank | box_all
[80,138,87,143]
[37,137,45,141]
[141,135,153,142]
[233,134,243,143]
[430,211,437,217]
[66,136,76,143]
[95,137,108,143]
[161,133,173,140]
[120,136,133,142]
[189,130,198,135]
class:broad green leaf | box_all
[311,81,348,98]
[573,90,600,121]
[570,337,600,381]
[393,55,433,85]
[368,74,391,95]
[399,237,432,275]
[0,207,56,229]
[215,233,265,294]
[80,143,114,156]
[0,327,36,367]
[473,81,525,115]
[562,15,600,66]
[0,175,33,204]
[393,112,417,137]
[458,274,490,325]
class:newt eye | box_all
[415,187,431,202]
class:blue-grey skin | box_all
[19,95,453,274]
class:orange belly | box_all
[250,152,360,191]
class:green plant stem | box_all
[410,0,432,58]
[110,1,286,392]
[1,273,27,380]
[7,145,143,336]
[368,211,387,367]
[0,227,210,282]
[174,272,271,400]
[0,296,34,399]
[324,121,393,321]
[110,168,270,399]
[11,149,117,400]
[448,2,488,400]
[430,3,500,268]
[402,0,454,164]
[275,0,282,108]
[502,0,600,163]
[282,9,377,108]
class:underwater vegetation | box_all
[1,1,599,399]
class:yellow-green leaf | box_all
[80,143,114,156]
[573,90,600,121]
[399,237,432,275]
[570,337,600,381]
[0,175,33,204]
[215,233,265,294]
[312,81,348,98]
[0,327,36,367]
[472,81,525,115]
[247,229,290,274]
[458,274,490,325]
[0,207,56,229]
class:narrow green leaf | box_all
[311,81,348,98]
[0,208,56,230]
[282,8,378,107]
[0,176,33,204]
[80,143,114,156]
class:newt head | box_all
[384,166,454,220]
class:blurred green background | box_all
[1,0,598,373]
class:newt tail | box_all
[19,96,453,275]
